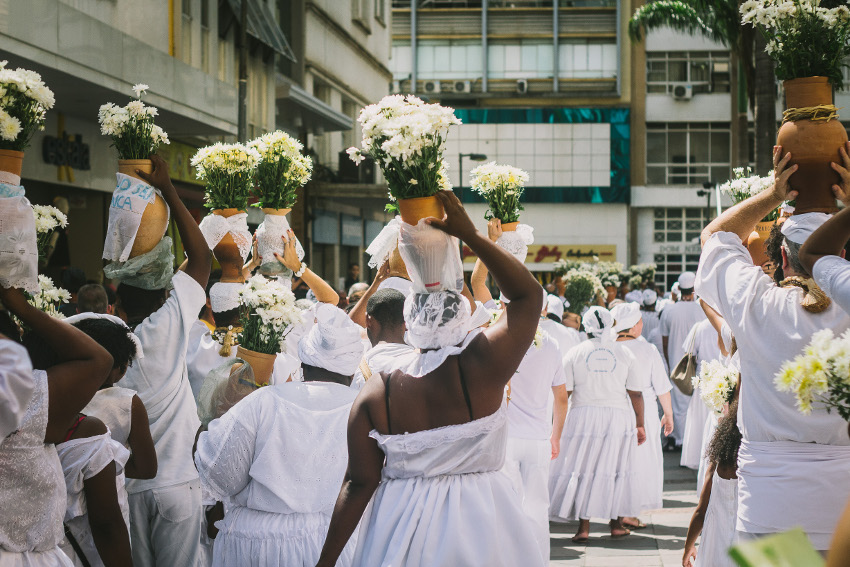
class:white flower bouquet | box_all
[26,275,69,319]
[741,1,850,88]
[594,261,624,289]
[238,275,304,355]
[192,142,260,211]
[694,359,738,414]
[32,204,67,259]
[775,328,850,419]
[562,268,605,314]
[553,258,594,277]
[629,263,657,288]
[247,130,312,210]
[346,95,461,203]
[470,162,529,223]
[719,167,783,221]
[98,84,169,160]
[0,61,54,151]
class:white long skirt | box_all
[0,548,74,567]
[695,472,738,567]
[549,405,640,521]
[633,393,664,512]
[681,387,710,469]
[212,507,355,567]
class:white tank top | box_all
[83,386,136,447]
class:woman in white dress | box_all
[195,304,363,567]
[549,306,647,542]
[0,286,113,566]
[611,302,674,527]
[683,399,740,567]
[317,191,545,567]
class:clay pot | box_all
[233,346,276,385]
[777,77,847,214]
[501,221,519,232]
[387,246,410,280]
[119,160,171,259]
[262,207,291,217]
[746,220,776,276]
[212,208,246,283]
[0,149,23,184]
[605,285,618,305]
[397,195,445,225]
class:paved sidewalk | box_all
[550,450,699,566]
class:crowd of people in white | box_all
[3,145,850,567]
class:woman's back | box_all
[564,339,636,409]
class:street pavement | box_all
[550,450,699,567]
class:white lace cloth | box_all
[398,219,464,294]
[354,403,545,566]
[404,291,472,351]
[496,224,534,263]
[102,173,169,262]
[255,214,304,275]
[210,282,243,313]
[199,212,252,261]
[0,191,38,294]
[0,370,66,553]
[392,328,480,379]
[366,217,401,269]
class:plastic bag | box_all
[197,357,256,427]
[103,237,175,291]
[397,219,464,294]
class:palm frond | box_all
[629,1,714,42]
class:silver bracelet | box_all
[294,262,307,278]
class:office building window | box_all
[181,0,193,65]
[646,122,731,185]
[653,208,708,290]
[646,51,731,95]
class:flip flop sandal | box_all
[571,535,589,544]
[623,521,647,530]
[610,530,632,539]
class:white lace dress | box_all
[195,382,359,567]
[353,404,545,567]
[0,370,73,566]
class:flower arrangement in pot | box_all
[193,142,260,282]
[0,61,54,183]
[741,0,850,213]
[593,261,624,304]
[470,162,533,262]
[233,274,304,385]
[32,204,67,263]
[628,263,656,290]
[99,84,171,259]
[346,94,460,225]
[561,268,605,315]
[248,131,312,276]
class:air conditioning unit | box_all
[452,80,472,93]
[516,79,528,94]
[422,80,441,94]
[390,80,402,94]
[672,83,694,101]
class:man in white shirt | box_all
[351,289,416,390]
[540,295,581,358]
[502,327,568,563]
[696,147,850,550]
[114,156,211,567]
[659,272,705,449]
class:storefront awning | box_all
[276,81,354,134]
[220,0,297,62]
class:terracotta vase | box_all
[0,149,24,184]
[605,285,618,305]
[387,246,410,280]
[501,221,519,232]
[397,195,445,225]
[232,346,276,385]
[746,220,776,276]
[777,77,848,214]
[119,159,171,259]
[212,208,246,283]
[262,207,291,217]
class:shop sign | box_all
[42,132,90,170]
[462,244,617,263]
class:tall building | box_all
[0,0,281,280]
[390,0,632,280]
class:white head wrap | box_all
[780,212,832,245]
[671,282,680,297]
[642,289,658,306]
[209,282,243,313]
[624,290,642,304]
[495,224,534,263]
[0,186,38,294]
[297,304,363,376]
[582,306,615,342]
[546,295,564,319]
[198,212,252,261]
[404,291,471,350]
[63,312,144,360]
[611,302,641,334]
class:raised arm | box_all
[0,287,113,444]
[136,154,211,288]
[426,192,541,387]
[349,261,390,328]
[275,230,338,304]
[701,148,798,247]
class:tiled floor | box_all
[549,450,699,566]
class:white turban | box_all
[64,312,144,359]
[297,304,363,376]
[642,289,658,306]
[611,302,641,334]
[780,212,831,245]
[546,295,565,319]
[624,290,642,304]
[582,306,615,342]
[404,291,471,350]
